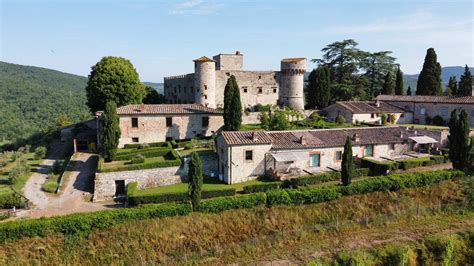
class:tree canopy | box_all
[458,65,472,96]
[142,86,166,104]
[416,48,442,96]
[86,56,146,113]
[306,66,331,109]
[381,72,395,95]
[223,75,242,131]
[395,67,404,95]
[188,152,203,211]
[448,109,471,171]
[341,136,353,186]
[101,101,121,162]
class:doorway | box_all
[115,180,125,196]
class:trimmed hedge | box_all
[282,168,370,188]
[127,187,237,206]
[115,148,173,161]
[0,203,192,241]
[123,141,172,149]
[399,157,431,170]
[98,150,181,173]
[243,181,283,194]
[199,193,266,213]
[361,158,399,176]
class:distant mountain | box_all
[0,61,90,142]
[143,82,164,94]
[404,66,474,93]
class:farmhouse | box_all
[216,126,448,184]
[322,100,412,125]
[115,103,223,148]
[376,92,474,127]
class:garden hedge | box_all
[399,157,431,170]
[199,193,266,213]
[123,141,172,149]
[243,181,283,194]
[115,148,173,161]
[361,158,399,176]
[0,203,192,241]
[282,168,370,188]
[98,150,181,173]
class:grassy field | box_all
[0,152,42,196]
[101,156,167,171]
[399,123,450,130]
[1,178,472,264]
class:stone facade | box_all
[118,113,223,148]
[164,52,306,110]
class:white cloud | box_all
[169,0,223,15]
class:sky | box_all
[1,0,473,82]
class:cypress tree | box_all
[447,76,458,96]
[341,136,354,186]
[318,65,332,108]
[231,76,242,130]
[458,65,472,96]
[223,77,234,131]
[416,48,442,95]
[449,109,472,170]
[188,152,203,211]
[407,86,412,96]
[395,67,404,95]
[381,72,395,95]
[306,69,318,109]
[101,101,121,162]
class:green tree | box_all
[306,66,331,109]
[188,152,203,211]
[341,136,353,186]
[381,72,395,95]
[223,76,242,131]
[416,48,442,96]
[55,114,71,129]
[142,86,166,104]
[447,76,458,96]
[86,56,146,113]
[458,65,472,96]
[395,67,404,95]
[101,101,121,162]
[360,51,396,98]
[260,112,270,130]
[448,109,471,170]
[407,86,412,96]
[34,146,47,160]
[306,69,318,109]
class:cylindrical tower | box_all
[279,58,307,111]
[193,56,216,108]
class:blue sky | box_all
[1,0,473,82]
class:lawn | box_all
[0,152,42,196]
[178,147,215,156]
[135,178,271,196]
[101,156,168,171]
[399,123,450,130]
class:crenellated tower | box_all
[193,56,216,108]
[279,58,307,111]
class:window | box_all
[204,85,208,90]
[364,144,374,157]
[243,87,248,93]
[389,144,395,150]
[245,150,253,161]
[310,154,320,167]
[258,87,263,94]
[131,118,138,128]
[420,108,426,115]
[166,117,172,127]
[371,113,375,118]
[335,151,342,161]
[258,75,261,79]
[272,87,277,93]
[202,116,209,127]
[132,137,139,143]
[204,95,208,100]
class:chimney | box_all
[299,136,306,145]
[139,103,145,112]
[352,133,360,142]
[400,131,404,138]
[375,99,380,108]
[235,51,240,55]
[471,85,474,96]
[252,132,258,142]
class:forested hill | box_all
[403,66,474,91]
[0,61,90,143]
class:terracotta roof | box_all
[376,94,474,104]
[193,56,215,63]
[281,58,306,63]
[221,131,273,145]
[221,127,443,149]
[333,101,406,114]
[116,104,223,115]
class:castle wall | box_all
[194,61,216,108]
[164,74,195,104]
[213,54,243,71]
[279,59,307,110]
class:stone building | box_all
[322,101,412,124]
[164,51,307,110]
[216,127,447,184]
[116,103,223,148]
[376,93,474,127]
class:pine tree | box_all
[416,48,442,96]
[447,76,458,96]
[341,136,354,186]
[395,67,404,95]
[407,86,412,96]
[381,72,395,95]
[101,101,120,162]
[449,109,472,170]
[230,76,242,130]
[188,152,203,211]
[444,86,452,96]
[458,65,472,96]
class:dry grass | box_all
[0,180,472,264]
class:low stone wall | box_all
[93,154,218,202]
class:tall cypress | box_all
[230,76,242,131]
[223,77,234,131]
[395,67,404,95]
[306,69,318,109]
[447,76,458,96]
[101,101,120,162]
[416,48,442,95]
[458,65,472,96]
[188,152,203,211]
[449,109,471,170]
[381,72,395,95]
[341,136,354,186]
[407,86,412,96]
[318,65,332,108]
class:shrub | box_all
[423,234,468,265]
[137,143,149,149]
[432,115,445,126]
[0,193,26,209]
[399,157,431,170]
[42,180,59,193]
[199,193,266,213]
[266,189,292,206]
[243,181,283,193]
[34,146,47,160]
[0,203,192,241]
[354,168,370,177]
[335,114,346,124]
[184,143,193,150]
[123,141,171,149]
[52,160,63,175]
[430,155,445,164]
[286,186,343,205]
[283,171,341,188]
[130,154,145,164]
[361,158,398,176]
[170,140,177,148]
[115,148,173,161]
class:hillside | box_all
[404,66,474,93]
[0,61,90,142]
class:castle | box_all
[164,51,307,110]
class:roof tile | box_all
[116,104,222,115]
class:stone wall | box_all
[213,53,243,71]
[118,114,223,148]
[164,74,195,104]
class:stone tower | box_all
[193,56,216,108]
[279,58,307,110]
